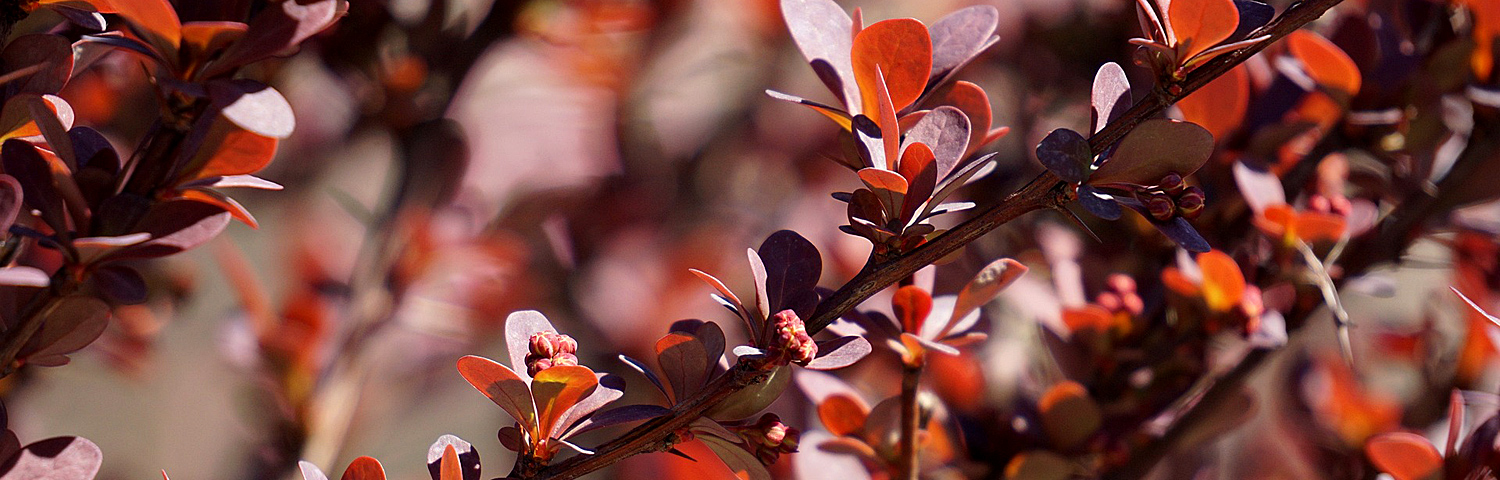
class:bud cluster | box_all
[734,413,801,465]
[770,310,817,365]
[1095,273,1144,318]
[1307,193,1352,217]
[1135,172,1206,221]
[525,331,580,376]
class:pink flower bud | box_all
[527,357,553,376]
[1106,273,1136,294]
[772,310,818,365]
[552,352,579,368]
[555,334,578,354]
[530,331,558,358]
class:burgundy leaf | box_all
[758,231,822,316]
[21,295,109,360]
[94,265,147,304]
[554,373,625,439]
[1,139,68,234]
[206,0,343,77]
[564,404,670,437]
[424,435,481,480]
[1,34,73,95]
[1231,0,1274,41]
[1036,128,1091,184]
[656,333,709,402]
[804,336,872,370]
[0,174,22,232]
[0,437,101,480]
[903,106,971,179]
[1090,119,1213,186]
[897,143,938,222]
[849,114,884,170]
[618,355,668,399]
[103,200,231,261]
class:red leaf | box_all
[1287,30,1361,97]
[184,121,279,181]
[891,285,932,334]
[109,0,183,60]
[896,143,937,221]
[1365,432,1442,480]
[340,457,385,480]
[852,19,932,113]
[940,81,993,156]
[530,365,600,441]
[942,258,1026,338]
[1167,0,1239,61]
[456,355,537,429]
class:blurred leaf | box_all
[700,435,772,480]
[0,267,49,288]
[1198,250,1245,312]
[0,436,101,480]
[1091,119,1213,186]
[945,258,1026,337]
[1039,381,1100,450]
[1231,160,1284,214]
[853,19,932,113]
[299,462,329,480]
[425,435,479,480]
[1287,30,1362,97]
[22,295,109,361]
[1091,62,1131,133]
[818,394,869,437]
[892,286,932,334]
[1365,432,1442,480]
[1003,450,1072,480]
[1154,216,1211,253]
[1036,128,1090,184]
[1178,65,1248,141]
[456,355,537,430]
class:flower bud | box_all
[1177,186,1205,219]
[552,352,578,368]
[1158,172,1186,196]
[555,334,578,354]
[529,332,558,358]
[1145,193,1176,221]
[527,357,553,376]
[1106,273,1137,295]
[771,310,818,365]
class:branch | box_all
[529,0,1349,477]
[897,364,923,480]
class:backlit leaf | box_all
[1365,432,1442,480]
[940,81,994,156]
[456,355,536,429]
[804,335,872,370]
[425,435,480,480]
[183,121,278,181]
[531,365,600,439]
[852,19,933,113]
[1197,250,1245,312]
[206,0,343,77]
[111,0,182,60]
[1177,65,1248,141]
[1168,0,1239,61]
[858,168,907,218]
[945,258,1026,338]
[1038,381,1101,450]
[1287,30,1361,97]
[656,333,709,402]
[892,285,932,334]
[340,457,386,480]
[896,143,937,222]
[818,394,869,436]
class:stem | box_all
[522,0,1349,477]
[897,363,923,480]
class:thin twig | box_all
[897,364,923,480]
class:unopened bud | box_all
[529,332,557,358]
[1159,172,1186,196]
[1106,274,1137,295]
[555,335,578,354]
[1177,187,1205,219]
[1145,193,1176,221]
[527,357,554,376]
[1096,292,1122,312]
[772,310,818,365]
[552,352,578,368]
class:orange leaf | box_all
[1287,30,1361,97]
[1161,267,1201,298]
[941,81,993,157]
[185,122,278,181]
[1177,65,1247,141]
[1197,250,1245,313]
[179,188,258,228]
[818,394,870,436]
[179,22,248,74]
[852,19,932,114]
[340,457,385,480]
[1365,432,1442,480]
[109,0,184,59]
[1292,211,1346,243]
[439,445,461,480]
[531,365,600,440]
[891,285,932,334]
[1167,0,1239,61]
[456,355,537,430]
[1062,305,1113,333]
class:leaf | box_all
[1177,65,1248,141]
[858,168,907,218]
[617,354,669,398]
[425,435,480,480]
[1077,185,1121,220]
[764,90,851,130]
[178,174,283,190]
[455,355,537,429]
[868,69,899,167]
[940,81,994,156]
[1038,381,1100,450]
[0,174,23,232]
[179,188,259,228]
[818,394,870,436]
[852,19,933,113]
[1365,432,1442,480]
[1287,30,1361,97]
[903,106,971,179]
[206,0,343,77]
[299,462,330,480]
[208,79,296,139]
[21,295,109,361]
[0,437,102,480]
[1231,0,1274,40]
[1168,0,1239,61]
[656,333,709,403]
[1090,119,1213,186]
[1091,62,1132,133]
[1,34,74,95]
[945,258,1026,338]
[1231,160,1285,214]
[340,457,386,480]
[709,365,791,421]
[564,404,670,437]
[699,435,772,480]
[1003,450,1074,480]
[746,248,771,323]
[1455,287,1500,328]
[1154,216,1211,253]
[804,336,872,370]
[927,6,1000,87]
[530,365,600,440]
[896,143,937,222]
[780,0,859,110]
[0,267,49,288]
[179,22,248,71]
[1197,250,1245,312]
[892,286,933,334]
[94,265,147,304]
[110,0,182,60]
[1036,128,1091,184]
[1,139,67,233]
[757,230,822,315]
[849,114,884,170]
[103,200,231,261]
[183,121,279,181]
[504,310,555,380]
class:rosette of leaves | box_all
[834,258,1026,367]
[1129,0,1273,81]
[0,401,102,479]
[457,311,642,464]
[768,0,1011,257]
[1035,63,1216,252]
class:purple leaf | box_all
[564,404,670,437]
[504,310,555,379]
[804,335,871,370]
[102,200,231,261]
[1154,217,1211,252]
[903,106,971,179]
[656,333,709,402]
[21,295,108,360]
[0,437,101,480]
[1,34,73,95]
[1,139,67,234]
[1090,119,1213,186]
[425,435,481,480]
[699,435,772,480]
[1231,0,1274,41]
[94,265,147,304]
[554,373,624,439]
[757,231,822,316]
[1036,128,1091,184]
[206,0,343,78]
[1077,185,1122,220]
[1091,62,1132,134]
[208,79,296,139]
[927,6,1000,89]
[618,355,668,399]
[781,0,859,110]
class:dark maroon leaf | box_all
[425,435,480,480]
[926,5,1000,89]
[103,200,231,261]
[564,404,670,437]
[757,230,822,315]
[1036,128,1091,184]
[1,34,73,95]
[68,127,118,173]
[1231,0,1274,41]
[20,295,109,361]
[1155,217,1211,252]
[1,139,68,234]
[904,106,971,179]
[656,333,709,402]
[0,436,101,480]
[804,335,872,370]
[51,6,106,31]
[1077,185,1122,220]
[0,174,22,231]
[1091,62,1132,134]
[206,0,343,77]
[78,34,165,64]
[780,0,858,109]
[208,79,296,139]
[94,265,147,304]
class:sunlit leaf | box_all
[456,355,537,429]
[0,437,102,480]
[852,19,933,113]
[1197,250,1245,313]
[805,335,872,370]
[110,0,182,60]
[780,0,859,109]
[504,310,555,380]
[927,5,999,87]
[206,0,343,77]
[757,230,822,316]
[1168,0,1239,61]
[531,365,600,440]
[944,258,1026,338]
[1091,62,1131,133]
[939,81,994,156]
[208,79,296,139]
[425,435,480,480]
[656,333,709,403]
[904,106,970,180]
